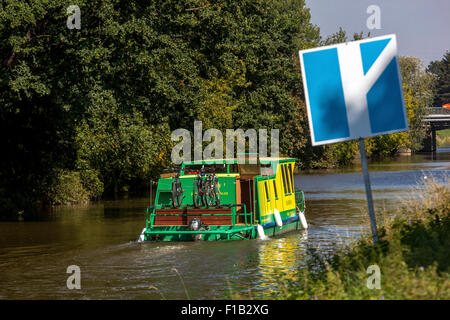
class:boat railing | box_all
[294,189,305,213]
[146,204,252,229]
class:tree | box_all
[0,1,78,216]
[428,51,450,108]
[75,89,171,195]
[0,0,327,216]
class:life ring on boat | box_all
[274,209,282,228]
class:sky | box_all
[304,0,450,66]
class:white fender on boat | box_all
[274,209,282,228]
[138,228,146,242]
[257,224,269,240]
[299,210,308,229]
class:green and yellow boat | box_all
[139,156,307,241]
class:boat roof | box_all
[182,157,296,166]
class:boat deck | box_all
[153,208,236,226]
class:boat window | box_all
[238,163,261,177]
[284,165,291,194]
[210,163,227,173]
[288,163,294,192]
[264,182,270,202]
[281,164,287,195]
[260,163,274,176]
[228,163,239,173]
[273,180,278,199]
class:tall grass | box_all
[268,176,449,300]
[436,135,450,147]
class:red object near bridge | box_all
[443,103,450,110]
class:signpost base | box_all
[358,138,379,244]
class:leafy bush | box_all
[75,89,171,195]
[78,169,104,200]
[47,170,89,205]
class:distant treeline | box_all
[0,1,447,216]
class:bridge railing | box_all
[426,107,450,115]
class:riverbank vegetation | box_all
[436,129,450,147]
[0,1,444,217]
[262,178,449,299]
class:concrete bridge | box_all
[420,107,450,152]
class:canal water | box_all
[1,151,448,299]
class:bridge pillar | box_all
[420,126,436,153]
[432,128,437,152]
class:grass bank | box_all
[266,178,450,300]
[436,129,450,147]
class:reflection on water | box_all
[0,153,448,299]
[257,231,308,294]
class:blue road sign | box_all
[299,34,408,146]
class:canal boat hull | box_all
[143,211,305,241]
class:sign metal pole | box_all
[358,137,378,244]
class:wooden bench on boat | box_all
[153,208,233,226]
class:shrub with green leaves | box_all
[75,89,171,194]
[47,170,89,205]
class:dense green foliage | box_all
[0,0,439,216]
[47,169,92,205]
[75,89,171,194]
[0,0,322,216]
